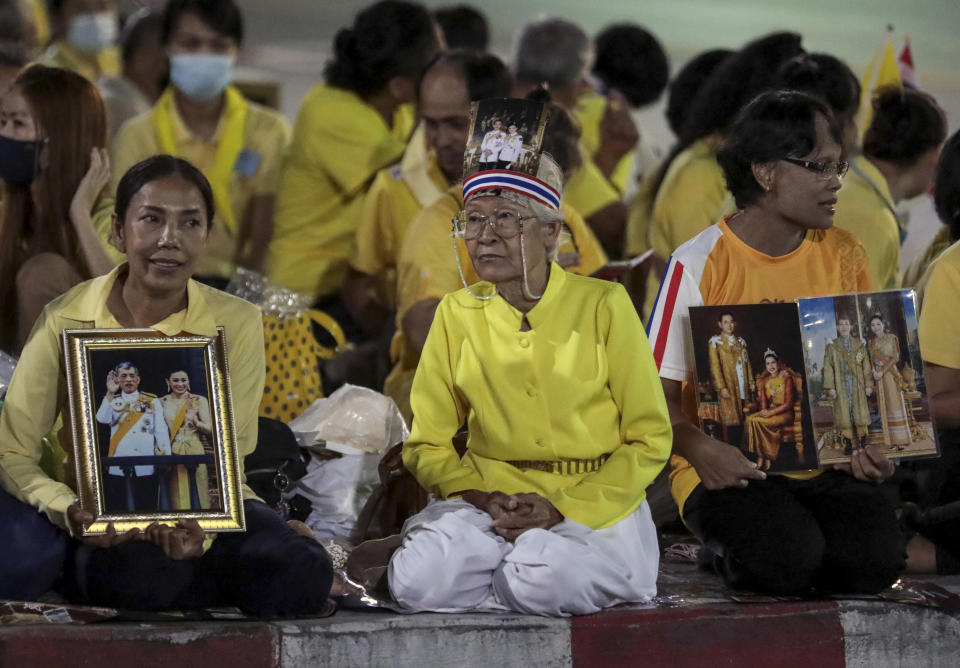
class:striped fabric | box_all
[463,170,562,210]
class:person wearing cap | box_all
[379,98,671,616]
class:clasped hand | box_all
[67,503,204,559]
[463,490,563,542]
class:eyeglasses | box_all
[782,157,849,180]
[453,209,538,240]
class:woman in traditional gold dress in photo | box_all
[160,369,212,509]
[868,314,911,449]
[746,350,796,470]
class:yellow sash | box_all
[169,398,190,442]
[152,86,249,233]
[108,411,143,457]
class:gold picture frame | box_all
[63,328,245,535]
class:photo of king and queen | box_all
[92,349,220,514]
[462,98,549,177]
[690,304,818,473]
[798,290,938,465]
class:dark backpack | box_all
[244,417,310,515]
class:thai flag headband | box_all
[462,170,561,210]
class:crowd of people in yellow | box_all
[0,0,958,617]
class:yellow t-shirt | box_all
[0,265,266,530]
[405,263,672,529]
[564,143,622,219]
[37,40,119,82]
[649,137,736,260]
[833,156,901,290]
[385,186,608,418]
[575,92,634,195]
[268,84,409,301]
[644,216,873,514]
[96,90,291,279]
[351,127,448,306]
[918,240,960,369]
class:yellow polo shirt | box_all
[96,90,291,279]
[351,126,448,307]
[833,156,901,290]
[385,186,608,419]
[268,84,411,301]
[649,137,736,260]
[0,265,266,530]
[919,240,960,369]
[37,40,119,82]
[405,263,672,529]
[564,144,622,219]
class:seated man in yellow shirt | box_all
[38,0,120,82]
[95,0,290,288]
[387,100,608,421]
[342,50,511,339]
[370,97,672,616]
[268,1,439,316]
[511,17,627,258]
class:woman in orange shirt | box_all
[647,90,903,595]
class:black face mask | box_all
[0,134,38,185]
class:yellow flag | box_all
[857,36,902,140]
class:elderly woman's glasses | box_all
[782,157,849,180]
[453,209,538,240]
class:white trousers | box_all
[388,498,660,616]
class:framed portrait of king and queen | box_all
[63,328,245,535]
[689,290,938,474]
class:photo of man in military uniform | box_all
[95,362,172,511]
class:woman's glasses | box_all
[782,157,849,180]
[453,209,537,240]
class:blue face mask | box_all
[0,135,38,185]
[66,12,118,54]
[169,54,235,102]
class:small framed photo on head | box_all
[62,328,245,535]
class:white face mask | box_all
[169,53,235,102]
[66,12,118,54]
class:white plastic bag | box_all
[288,384,409,455]
[288,454,382,542]
[285,385,409,543]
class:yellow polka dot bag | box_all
[225,268,347,423]
[260,309,346,422]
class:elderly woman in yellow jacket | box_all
[382,98,672,616]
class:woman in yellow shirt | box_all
[648,90,903,595]
[0,155,333,613]
[269,1,439,318]
[375,98,672,616]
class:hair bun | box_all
[333,27,357,59]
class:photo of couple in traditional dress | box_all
[462,97,549,176]
[91,347,220,514]
[798,290,938,464]
[689,303,818,473]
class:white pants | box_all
[388,499,660,616]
